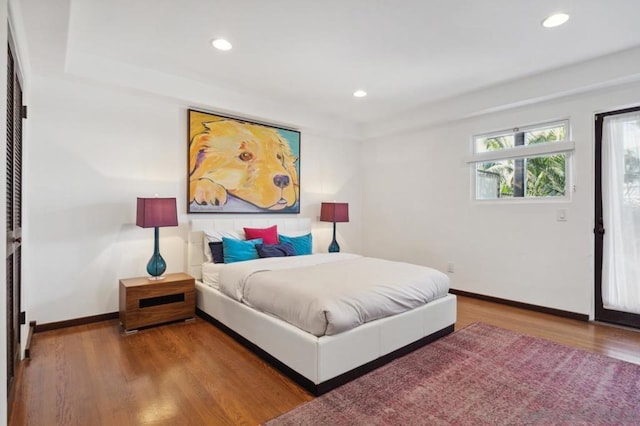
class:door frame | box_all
[594,105,640,328]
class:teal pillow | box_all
[222,237,263,263]
[278,233,312,255]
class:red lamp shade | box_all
[320,202,349,223]
[136,198,178,228]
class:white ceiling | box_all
[18,0,640,126]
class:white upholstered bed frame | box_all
[188,218,457,394]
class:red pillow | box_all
[243,225,279,245]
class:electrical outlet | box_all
[556,209,567,222]
[447,262,454,273]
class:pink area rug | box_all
[265,322,640,425]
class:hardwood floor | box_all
[9,318,312,425]
[10,296,640,425]
[456,296,640,365]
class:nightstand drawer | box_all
[119,273,195,332]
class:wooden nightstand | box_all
[119,272,195,333]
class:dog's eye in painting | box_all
[239,151,253,162]
[188,113,300,212]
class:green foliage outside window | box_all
[476,126,566,198]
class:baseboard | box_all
[24,321,36,359]
[450,289,589,322]
[34,312,119,333]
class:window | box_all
[471,120,573,200]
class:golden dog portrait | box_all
[188,110,300,213]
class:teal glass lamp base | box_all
[146,252,167,279]
[147,227,167,279]
[328,221,340,253]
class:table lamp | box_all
[136,197,178,279]
[320,202,349,252]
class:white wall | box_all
[23,75,362,324]
[362,80,640,317]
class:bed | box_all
[188,218,456,395]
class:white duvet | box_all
[218,253,449,336]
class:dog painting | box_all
[188,110,300,213]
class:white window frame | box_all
[468,120,574,201]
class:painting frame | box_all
[187,109,301,214]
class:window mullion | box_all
[468,141,574,163]
[514,132,525,197]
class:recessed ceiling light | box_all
[353,90,367,98]
[211,38,232,51]
[542,13,569,28]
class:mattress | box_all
[217,253,450,336]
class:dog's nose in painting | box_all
[273,174,290,189]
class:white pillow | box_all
[202,230,244,262]
[202,262,224,289]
